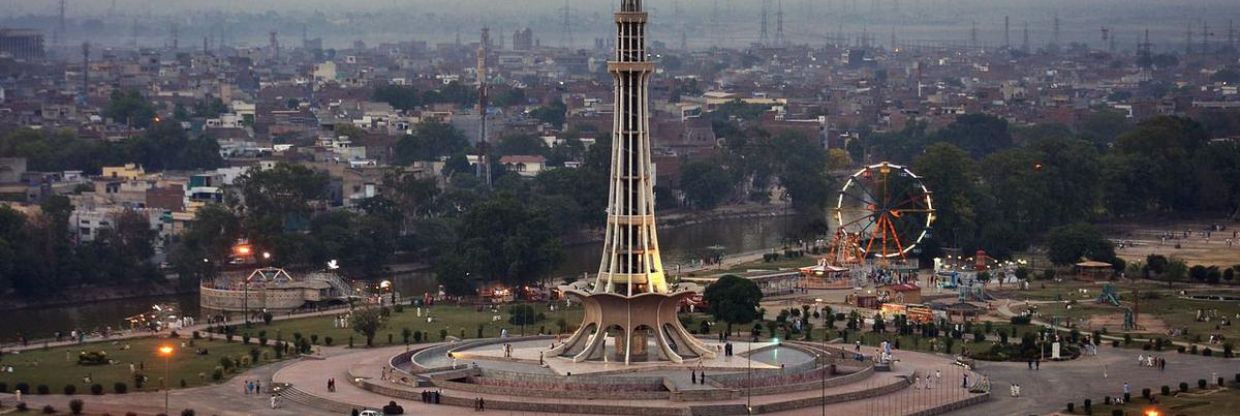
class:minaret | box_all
[599,0,665,298]
[547,0,716,365]
[1004,16,1010,49]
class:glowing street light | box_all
[157,344,175,415]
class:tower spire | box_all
[546,0,716,366]
[1004,16,1010,49]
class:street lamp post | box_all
[158,345,175,415]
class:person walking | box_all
[479,397,485,411]
[270,394,279,409]
[962,373,969,388]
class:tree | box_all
[495,133,549,157]
[1045,223,1116,266]
[914,143,982,248]
[351,307,386,347]
[104,89,156,129]
[929,114,1014,158]
[435,195,564,296]
[393,120,469,164]
[529,100,568,128]
[703,275,764,334]
[372,85,422,111]
[170,204,240,282]
[680,159,733,209]
[1163,258,1188,288]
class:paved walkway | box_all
[0,358,337,416]
[272,342,985,415]
[952,343,1237,416]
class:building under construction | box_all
[0,29,46,60]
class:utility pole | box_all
[476,27,492,189]
[81,42,89,95]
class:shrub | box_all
[16,382,30,393]
[1202,347,1212,357]
[1179,382,1189,392]
[1177,346,1186,353]
[1112,410,1123,416]
[42,404,56,414]
[69,399,84,415]
[1219,377,1226,387]
[90,383,103,395]
[219,357,234,372]
[1198,379,1207,389]
[1123,334,1132,345]
[192,331,201,340]
[439,329,448,341]
[114,382,128,394]
[64,384,77,395]
[1066,402,1074,413]
[1142,343,1152,351]
[36,384,50,395]
[413,331,423,343]
[181,409,196,416]
[324,336,334,346]
[348,336,354,348]
[0,382,6,392]
[211,367,224,381]
[262,312,273,325]
[16,403,28,411]
[1141,388,1150,399]
[1161,385,1170,395]
[1083,398,1092,413]
[78,350,109,366]
[1190,345,1198,354]
[1010,316,1032,325]
[1224,342,1234,358]
[311,334,319,345]
[1111,340,1120,348]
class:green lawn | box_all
[0,337,286,394]
[226,303,584,348]
[1012,292,1239,345]
[699,256,817,277]
[1088,383,1240,416]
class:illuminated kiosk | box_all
[546,0,714,364]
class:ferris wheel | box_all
[833,162,935,259]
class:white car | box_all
[358,411,384,416]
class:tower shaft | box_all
[598,0,664,296]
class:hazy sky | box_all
[5,0,1240,51]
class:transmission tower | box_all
[561,0,572,48]
[171,22,179,51]
[1052,13,1061,47]
[1202,21,1209,53]
[1023,21,1030,53]
[776,0,786,47]
[1138,29,1153,69]
[56,0,66,48]
[970,20,978,49]
[1004,16,1010,49]
[760,0,770,46]
[1187,22,1194,54]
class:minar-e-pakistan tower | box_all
[548,0,716,364]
